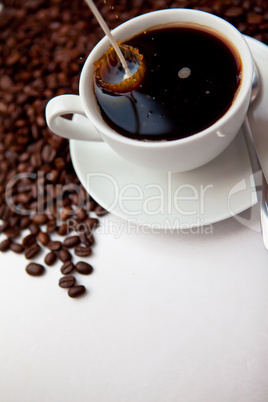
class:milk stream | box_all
[84,0,132,79]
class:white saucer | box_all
[70,36,268,229]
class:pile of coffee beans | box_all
[0,0,267,298]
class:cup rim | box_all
[80,8,254,148]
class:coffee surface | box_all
[94,26,242,141]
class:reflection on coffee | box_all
[94,26,242,141]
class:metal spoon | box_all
[242,66,268,250]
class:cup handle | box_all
[45,94,103,141]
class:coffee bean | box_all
[30,152,42,168]
[37,231,50,245]
[16,192,32,204]
[9,242,24,254]
[58,223,68,236]
[4,227,20,239]
[63,235,80,248]
[61,261,74,275]
[68,285,86,298]
[25,243,41,259]
[85,217,99,230]
[79,232,91,246]
[54,157,65,170]
[26,263,45,276]
[79,231,95,246]
[44,251,57,266]
[41,144,57,163]
[0,204,10,220]
[31,213,48,225]
[0,238,11,252]
[59,275,76,288]
[74,208,87,222]
[58,248,72,262]
[75,261,93,275]
[47,169,59,183]
[47,240,62,251]
[94,205,108,217]
[224,6,244,18]
[247,12,263,24]
[46,220,57,233]
[22,233,37,248]
[0,221,9,233]
[61,206,73,221]
[74,245,92,257]
[9,215,20,228]
[29,222,40,235]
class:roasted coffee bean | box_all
[9,242,24,254]
[85,217,99,230]
[0,221,9,233]
[0,238,11,252]
[47,240,62,251]
[94,205,108,217]
[58,248,72,262]
[19,216,31,230]
[54,157,65,170]
[74,245,92,257]
[61,261,74,275]
[46,169,59,183]
[74,208,87,222]
[79,231,95,246]
[4,227,20,239]
[59,275,76,288]
[247,12,263,24]
[68,285,86,298]
[44,251,57,266]
[30,152,42,168]
[22,233,37,248]
[29,222,40,235]
[224,6,244,18]
[37,231,50,246]
[26,263,45,276]
[61,206,73,221]
[25,243,41,259]
[0,204,10,220]
[79,232,91,246]
[31,213,48,225]
[75,261,93,275]
[46,220,57,233]
[41,144,57,163]
[9,216,20,228]
[63,235,80,248]
[85,199,97,212]
[58,223,68,236]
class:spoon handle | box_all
[260,173,268,250]
[243,116,268,250]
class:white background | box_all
[1,210,268,402]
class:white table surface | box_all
[1,208,268,402]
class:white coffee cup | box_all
[45,9,253,172]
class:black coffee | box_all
[94,26,242,141]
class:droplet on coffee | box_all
[94,42,146,93]
[178,67,191,79]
